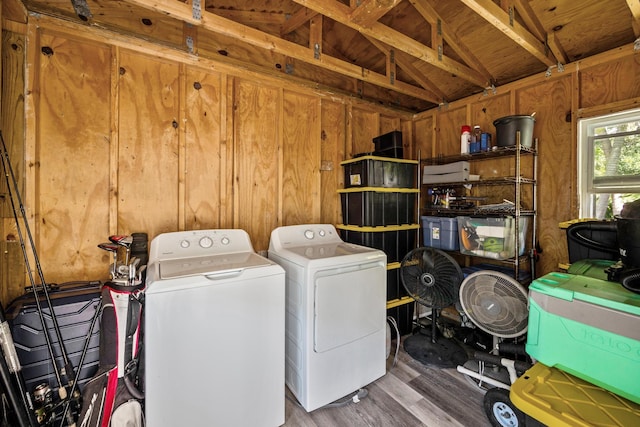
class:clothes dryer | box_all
[268,224,386,412]
[145,229,285,427]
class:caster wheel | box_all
[483,388,526,427]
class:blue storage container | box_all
[421,216,459,251]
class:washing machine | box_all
[268,224,387,412]
[144,229,285,427]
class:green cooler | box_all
[526,272,640,404]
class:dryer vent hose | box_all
[566,222,618,254]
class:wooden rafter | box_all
[123,0,441,103]
[281,7,318,35]
[625,0,640,37]
[508,0,568,64]
[547,32,568,66]
[291,0,487,87]
[460,0,556,67]
[366,36,447,101]
[408,0,494,85]
[349,0,401,28]
[309,14,322,51]
[509,0,546,41]
[210,9,289,27]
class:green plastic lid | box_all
[530,272,640,316]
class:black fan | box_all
[400,247,468,368]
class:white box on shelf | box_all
[422,161,471,184]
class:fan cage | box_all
[400,247,464,310]
[459,270,529,339]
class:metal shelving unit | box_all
[420,140,538,282]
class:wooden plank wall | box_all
[3,14,639,304]
[414,44,640,278]
[0,16,412,304]
[1,23,27,303]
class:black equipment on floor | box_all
[400,247,467,368]
[5,281,102,395]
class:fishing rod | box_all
[0,307,38,426]
[0,131,78,420]
[58,296,102,427]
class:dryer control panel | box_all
[269,224,342,250]
[149,229,254,262]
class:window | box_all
[578,109,640,219]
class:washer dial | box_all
[199,236,213,248]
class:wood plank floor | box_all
[282,335,492,427]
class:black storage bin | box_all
[5,281,102,393]
[374,147,404,159]
[386,262,410,301]
[373,131,403,158]
[339,188,418,226]
[387,301,414,336]
[373,130,402,152]
[341,156,418,188]
[336,224,419,263]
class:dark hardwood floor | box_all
[283,335,492,427]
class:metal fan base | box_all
[404,330,468,368]
[461,359,511,391]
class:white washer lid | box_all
[158,252,272,279]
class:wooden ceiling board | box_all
[426,0,546,81]
[322,18,383,66]
[377,1,432,48]
[529,0,635,61]
[8,0,639,112]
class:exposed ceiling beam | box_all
[507,0,568,64]
[348,0,401,27]
[625,0,640,37]
[207,9,288,27]
[281,7,318,35]
[309,13,322,50]
[291,0,488,88]
[509,0,546,41]
[123,0,440,103]
[546,32,568,66]
[408,0,494,85]
[366,36,447,101]
[460,0,556,67]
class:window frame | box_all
[578,108,640,218]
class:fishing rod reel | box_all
[30,381,82,426]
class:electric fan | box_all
[459,271,528,339]
[400,247,467,368]
[457,270,531,427]
[457,270,529,390]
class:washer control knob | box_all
[199,236,213,248]
[304,229,315,240]
[318,229,326,237]
[180,240,190,248]
[221,237,230,245]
